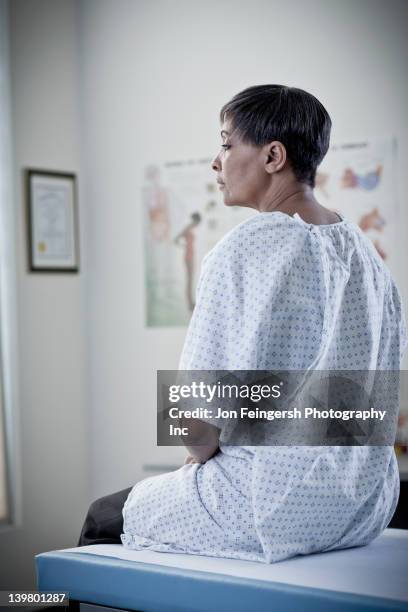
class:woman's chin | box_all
[223,196,242,207]
[222,192,237,206]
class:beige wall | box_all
[0,0,88,589]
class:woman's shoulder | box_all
[208,212,306,259]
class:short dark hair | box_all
[220,85,331,187]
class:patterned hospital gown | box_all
[122,211,407,563]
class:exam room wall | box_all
[79,0,408,500]
[0,0,89,589]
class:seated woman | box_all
[78,85,407,563]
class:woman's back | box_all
[179,211,406,372]
[122,211,407,563]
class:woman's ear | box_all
[265,141,287,174]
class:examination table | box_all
[36,528,408,612]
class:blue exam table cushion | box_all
[36,528,408,612]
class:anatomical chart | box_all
[315,138,398,265]
[143,160,254,326]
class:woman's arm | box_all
[180,417,220,463]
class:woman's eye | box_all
[221,144,231,150]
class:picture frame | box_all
[25,168,80,273]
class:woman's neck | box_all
[257,183,339,225]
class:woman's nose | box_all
[211,154,221,172]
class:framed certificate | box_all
[25,169,80,272]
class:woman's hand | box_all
[180,418,220,465]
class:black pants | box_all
[77,486,133,546]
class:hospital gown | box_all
[122,211,407,563]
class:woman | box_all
[79,85,407,563]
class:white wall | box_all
[78,0,408,499]
[0,0,88,589]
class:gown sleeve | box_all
[377,274,408,368]
[178,215,328,372]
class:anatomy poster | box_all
[143,160,254,327]
[316,138,398,265]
